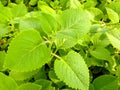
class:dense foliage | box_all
[0,0,120,90]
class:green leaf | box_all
[59,0,69,9]
[106,7,119,23]
[90,32,110,47]
[0,51,6,70]
[18,83,41,90]
[11,3,27,17]
[34,66,47,80]
[85,57,104,67]
[48,70,60,83]
[0,72,18,90]
[38,1,56,15]
[29,0,38,6]
[0,6,12,23]
[35,79,52,90]
[15,0,24,4]
[54,30,78,49]
[54,51,89,90]
[19,18,42,31]
[60,9,91,38]
[54,9,91,49]
[83,0,98,8]
[1,0,8,6]
[116,65,120,82]
[0,23,9,37]
[20,12,57,35]
[9,69,39,81]
[88,7,104,21]
[106,31,120,51]
[90,46,111,60]
[48,70,65,88]
[93,75,118,90]
[39,13,58,35]
[106,2,120,18]
[4,30,51,72]
[69,0,82,9]
[89,84,95,90]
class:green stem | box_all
[51,53,62,60]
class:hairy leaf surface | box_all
[4,30,51,72]
[54,9,91,49]
[54,51,89,90]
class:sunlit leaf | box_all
[54,51,89,90]
[0,72,18,90]
[4,30,51,72]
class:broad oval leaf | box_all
[69,0,82,9]
[9,69,39,81]
[90,46,111,61]
[0,72,18,90]
[106,31,120,51]
[106,7,119,23]
[60,9,91,36]
[35,79,52,90]
[88,7,104,21]
[20,12,58,35]
[38,1,56,15]
[0,6,12,23]
[93,75,118,90]
[54,9,91,49]
[54,30,78,49]
[11,3,27,17]
[106,2,120,18]
[18,83,41,90]
[4,30,51,72]
[19,18,42,31]
[54,51,89,90]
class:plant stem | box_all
[51,53,63,60]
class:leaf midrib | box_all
[61,57,88,89]
[13,41,43,70]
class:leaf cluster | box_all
[0,0,120,90]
